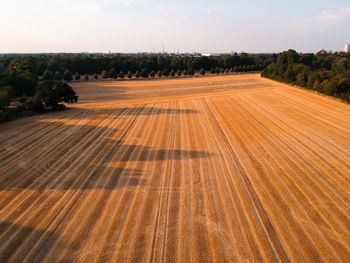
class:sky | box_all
[1,0,350,54]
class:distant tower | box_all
[345,44,350,53]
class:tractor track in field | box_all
[1,74,350,262]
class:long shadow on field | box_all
[107,141,214,162]
[47,107,199,118]
[0,106,213,191]
[0,221,77,262]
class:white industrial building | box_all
[345,44,350,53]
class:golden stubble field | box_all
[0,74,350,262]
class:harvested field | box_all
[1,74,350,262]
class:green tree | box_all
[43,69,53,80]
[54,71,62,81]
[35,81,78,110]
[63,69,73,81]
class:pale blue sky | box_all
[1,0,350,53]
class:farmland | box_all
[0,74,350,262]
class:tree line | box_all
[262,50,350,102]
[0,53,275,122]
[0,56,78,123]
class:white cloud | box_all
[286,7,350,33]
[320,7,350,23]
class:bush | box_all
[109,68,117,78]
[0,87,11,111]
[135,71,140,78]
[84,74,89,81]
[74,73,80,80]
[19,96,27,108]
[63,69,73,81]
[162,68,169,77]
[210,68,215,74]
[54,71,62,81]
[101,70,108,79]
[157,70,162,77]
[127,71,132,79]
[141,68,148,78]
[150,70,155,77]
[119,71,125,78]
[183,69,188,76]
[176,69,182,76]
[188,68,194,75]
[200,68,205,75]
[170,69,175,77]
[94,73,99,79]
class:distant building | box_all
[202,53,231,57]
[202,53,220,57]
[317,49,332,55]
[345,44,350,53]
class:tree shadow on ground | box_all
[0,221,77,262]
[0,105,213,191]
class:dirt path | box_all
[0,74,350,262]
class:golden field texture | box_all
[0,74,350,262]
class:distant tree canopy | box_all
[0,53,271,78]
[262,49,350,102]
